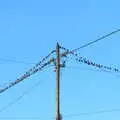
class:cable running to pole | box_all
[60,28,120,53]
[0,52,55,94]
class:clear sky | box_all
[0,0,120,120]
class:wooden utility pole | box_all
[56,42,62,120]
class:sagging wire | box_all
[34,50,55,69]
[0,50,56,94]
[1,108,120,119]
[62,108,120,119]
[60,47,120,73]
[0,73,49,113]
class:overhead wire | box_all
[60,47,120,74]
[73,53,120,73]
[60,28,120,53]
[0,59,55,93]
[59,28,120,76]
[63,108,120,119]
[0,64,53,113]
[1,28,120,92]
[0,58,35,65]
[1,108,120,119]
[65,64,120,79]
[0,117,42,119]
[0,29,119,66]
[0,50,56,94]
[0,50,56,65]
[0,81,43,113]
[1,29,120,119]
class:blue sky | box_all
[0,0,120,120]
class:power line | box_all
[61,54,120,80]
[1,108,120,119]
[0,58,35,65]
[59,29,120,77]
[0,50,56,94]
[1,36,120,119]
[63,55,120,78]
[1,29,118,66]
[73,54,120,73]
[0,74,48,113]
[60,46,120,74]
[63,109,120,118]
[0,59,54,93]
[0,50,56,65]
[0,117,42,119]
[65,65,114,73]
[60,28,120,53]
